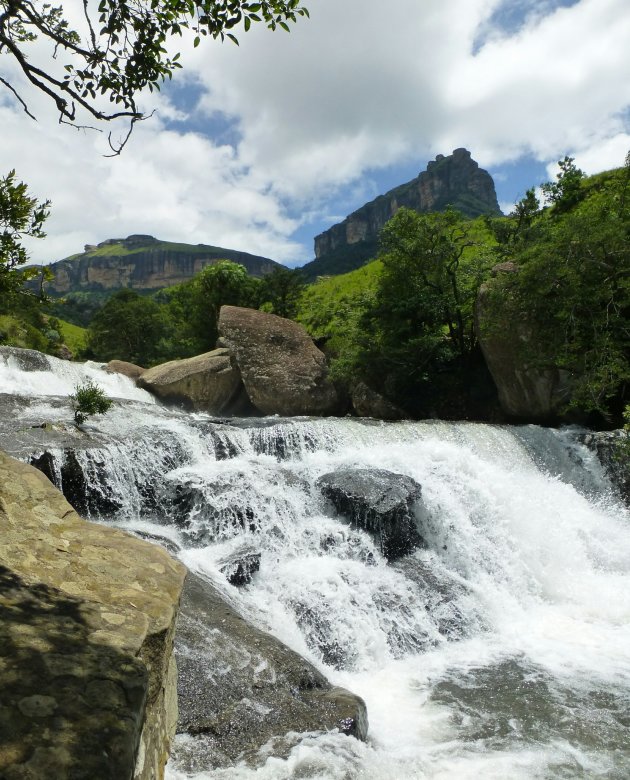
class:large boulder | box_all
[218,306,342,416]
[475,263,573,421]
[316,468,425,561]
[106,360,146,380]
[137,348,248,414]
[173,571,368,771]
[0,451,187,780]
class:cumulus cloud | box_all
[1,0,629,265]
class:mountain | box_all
[40,235,281,295]
[300,148,501,279]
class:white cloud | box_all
[1,0,629,266]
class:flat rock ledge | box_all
[0,451,187,780]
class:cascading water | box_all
[2,349,629,779]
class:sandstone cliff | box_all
[39,235,281,295]
[303,149,501,279]
[0,451,187,780]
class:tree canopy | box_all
[0,169,49,308]
[0,0,309,152]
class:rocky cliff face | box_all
[41,235,280,295]
[303,149,501,279]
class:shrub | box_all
[70,379,113,426]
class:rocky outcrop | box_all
[0,451,187,780]
[316,468,426,561]
[173,571,368,771]
[137,349,250,414]
[303,149,501,279]
[218,306,343,416]
[475,263,573,421]
[0,345,50,371]
[37,235,281,295]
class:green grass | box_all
[57,319,87,354]
[0,315,48,351]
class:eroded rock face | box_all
[0,451,187,780]
[316,468,425,561]
[475,264,573,421]
[218,306,342,416]
[173,572,368,771]
[0,345,50,371]
[137,348,249,414]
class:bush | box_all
[70,380,113,426]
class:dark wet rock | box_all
[316,468,426,561]
[174,572,368,771]
[216,544,261,586]
[165,478,259,546]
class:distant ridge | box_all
[300,149,501,279]
[40,235,281,295]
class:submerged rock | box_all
[218,306,342,416]
[216,543,261,586]
[316,468,425,561]
[0,450,187,780]
[174,572,368,771]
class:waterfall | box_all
[2,352,629,779]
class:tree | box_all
[0,0,309,153]
[353,208,491,411]
[541,155,586,213]
[257,265,304,318]
[86,288,169,365]
[0,169,50,310]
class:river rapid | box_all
[1,349,629,780]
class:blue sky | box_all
[1,0,629,267]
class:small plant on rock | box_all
[70,379,112,426]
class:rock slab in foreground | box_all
[137,348,247,414]
[0,451,187,780]
[174,572,368,771]
[316,468,425,561]
[218,306,342,416]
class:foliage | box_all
[0,170,50,308]
[484,161,630,418]
[0,0,309,152]
[56,318,88,355]
[353,208,493,410]
[257,266,305,318]
[541,156,586,214]
[70,379,113,426]
[296,260,381,384]
[86,288,169,365]
[0,314,48,351]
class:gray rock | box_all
[316,468,425,561]
[218,306,342,416]
[174,572,368,771]
[137,348,248,414]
